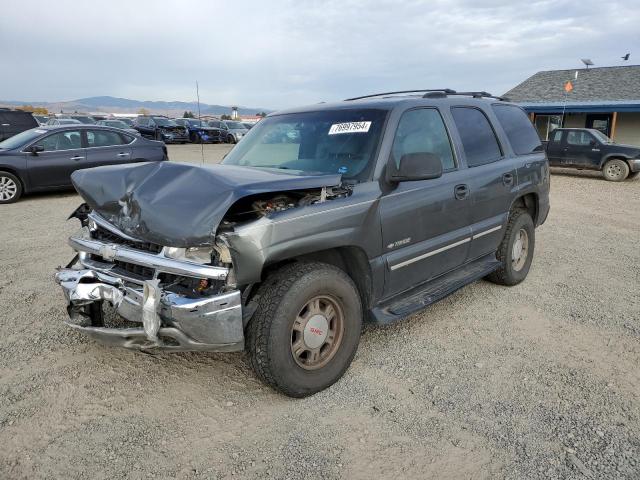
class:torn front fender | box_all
[71,161,341,247]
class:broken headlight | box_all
[164,246,214,264]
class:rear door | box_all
[380,107,472,298]
[449,106,518,260]
[85,129,133,167]
[25,129,85,188]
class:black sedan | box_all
[0,125,168,203]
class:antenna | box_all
[196,80,204,166]
[581,58,594,69]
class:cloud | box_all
[1,0,638,109]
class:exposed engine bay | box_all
[219,185,352,228]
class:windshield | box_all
[72,116,96,124]
[187,119,205,127]
[153,117,176,127]
[225,121,245,129]
[222,108,389,180]
[0,128,46,150]
[590,130,611,143]
[104,120,128,128]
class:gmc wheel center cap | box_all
[303,314,329,349]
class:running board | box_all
[370,254,501,325]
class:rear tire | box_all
[0,171,22,204]
[486,210,535,286]
[246,262,362,398]
[602,159,629,182]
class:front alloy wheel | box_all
[0,172,22,204]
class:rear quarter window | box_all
[492,104,542,155]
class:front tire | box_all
[0,171,22,204]
[602,159,629,182]
[246,262,362,398]
[486,210,535,286]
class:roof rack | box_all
[344,89,509,102]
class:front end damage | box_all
[55,213,244,352]
[57,162,349,353]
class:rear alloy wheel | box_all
[0,172,22,204]
[247,262,362,398]
[602,159,629,182]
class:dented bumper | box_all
[55,268,244,352]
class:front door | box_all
[564,130,600,168]
[380,107,471,299]
[25,129,85,188]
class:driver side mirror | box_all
[29,145,44,155]
[388,152,443,182]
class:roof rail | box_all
[344,89,509,102]
[344,89,456,101]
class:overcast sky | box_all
[1,0,638,110]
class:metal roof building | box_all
[504,65,640,145]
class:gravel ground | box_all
[1,145,639,479]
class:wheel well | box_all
[511,193,538,224]
[261,247,373,310]
[0,168,25,191]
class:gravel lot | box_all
[1,144,638,479]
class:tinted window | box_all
[36,130,82,151]
[492,104,542,155]
[451,107,502,167]
[551,129,562,142]
[391,108,455,170]
[87,130,126,147]
[567,130,593,146]
[137,117,149,126]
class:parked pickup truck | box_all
[55,90,550,397]
[545,128,640,181]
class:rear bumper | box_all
[55,268,244,352]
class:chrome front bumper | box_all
[56,253,244,352]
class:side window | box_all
[567,130,592,146]
[35,130,82,151]
[87,130,126,147]
[551,129,562,142]
[137,117,148,126]
[120,133,135,144]
[491,104,542,155]
[451,107,502,167]
[391,108,455,171]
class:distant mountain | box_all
[0,96,273,117]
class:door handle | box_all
[502,172,514,186]
[454,184,469,200]
[70,156,84,161]
[117,152,130,157]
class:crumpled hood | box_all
[71,162,341,247]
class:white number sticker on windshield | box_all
[328,121,371,135]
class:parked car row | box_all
[0,108,257,146]
[134,116,249,144]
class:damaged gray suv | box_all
[55,90,550,397]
